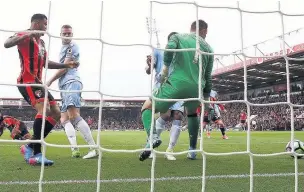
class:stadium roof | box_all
[212,36,304,94]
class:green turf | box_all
[0,131,303,192]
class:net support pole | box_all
[277,2,298,192]
[96,1,104,192]
[237,2,253,192]
[38,1,53,191]
[149,2,156,192]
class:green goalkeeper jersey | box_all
[163,33,214,95]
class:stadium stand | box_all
[1,30,304,133]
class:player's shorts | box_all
[169,101,184,113]
[60,81,83,112]
[152,78,200,114]
[203,110,220,123]
[154,81,184,113]
[241,120,246,124]
[18,84,56,107]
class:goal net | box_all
[0,1,303,192]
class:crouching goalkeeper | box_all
[0,114,31,140]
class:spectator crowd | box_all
[1,89,304,131]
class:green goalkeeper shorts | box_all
[152,78,201,114]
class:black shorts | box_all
[241,120,246,124]
[203,115,221,123]
[18,84,56,107]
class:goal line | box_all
[1,172,303,185]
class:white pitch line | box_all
[0,142,288,148]
[0,172,303,185]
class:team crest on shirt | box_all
[66,48,73,58]
[35,90,42,98]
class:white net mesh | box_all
[0,1,304,192]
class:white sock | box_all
[156,117,166,138]
[168,120,181,150]
[63,120,78,152]
[74,116,96,149]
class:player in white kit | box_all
[199,90,228,139]
[47,25,98,159]
[145,32,184,160]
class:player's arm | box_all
[218,104,227,112]
[47,60,79,69]
[203,53,214,100]
[145,55,152,74]
[162,35,178,81]
[47,45,80,85]
[3,33,34,48]
[163,34,178,67]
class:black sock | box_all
[44,116,56,138]
[29,114,43,155]
[220,127,225,136]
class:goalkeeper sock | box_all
[187,115,199,149]
[63,120,78,151]
[73,116,96,149]
[155,117,166,137]
[168,120,181,150]
[142,109,156,136]
[29,114,43,155]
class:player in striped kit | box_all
[198,90,228,139]
[145,32,184,161]
[47,25,98,159]
[0,114,31,141]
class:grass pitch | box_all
[0,130,303,192]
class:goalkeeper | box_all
[139,20,214,161]
[0,114,31,141]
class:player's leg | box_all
[18,85,54,166]
[63,81,98,159]
[148,110,171,159]
[60,107,80,158]
[184,101,201,160]
[164,102,184,161]
[155,111,171,138]
[214,118,228,139]
[60,85,80,157]
[19,122,32,140]
[203,111,211,138]
[139,81,179,161]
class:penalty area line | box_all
[0,172,303,185]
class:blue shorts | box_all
[60,81,83,112]
[169,101,184,113]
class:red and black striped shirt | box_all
[0,116,20,132]
[15,31,47,84]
